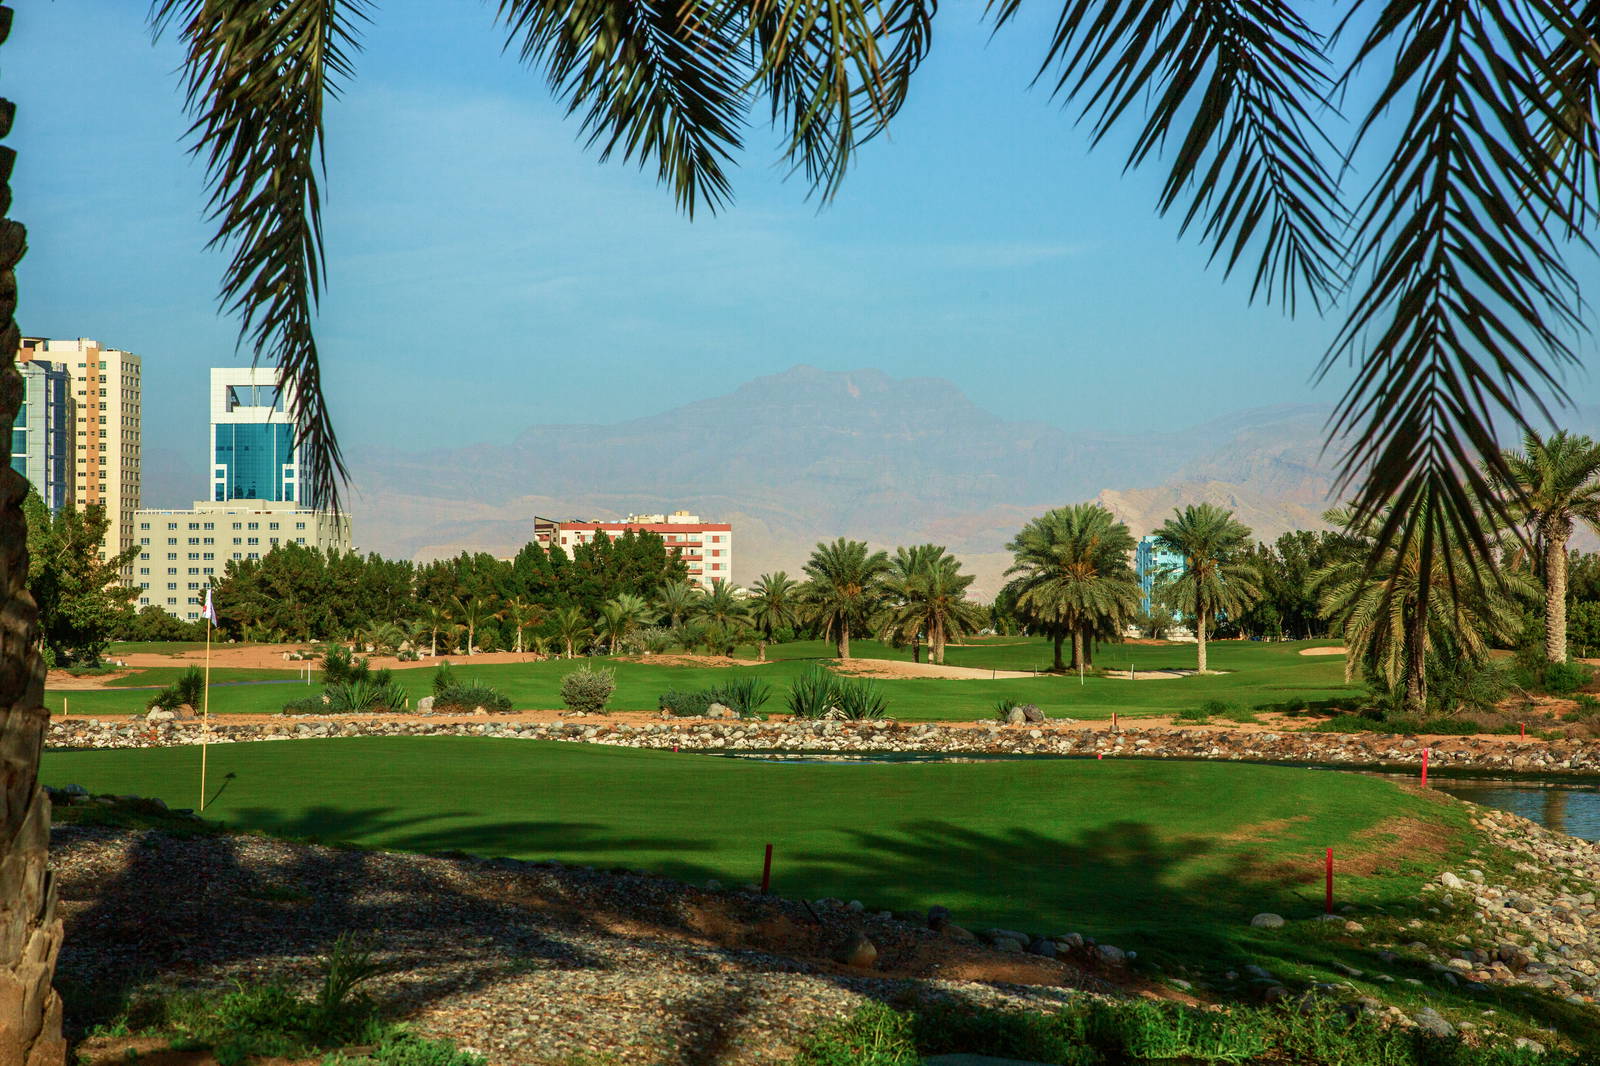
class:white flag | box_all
[201,588,219,625]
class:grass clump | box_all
[659,688,715,717]
[658,675,772,718]
[560,666,615,714]
[786,666,838,719]
[147,666,205,711]
[994,697,1020,721]
[834,675,889,720]
[432,681,512,714]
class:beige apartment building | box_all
[19,337,142,571]
[133,500,352,620]
[533,511,733,591]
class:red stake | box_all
[760,843,773,894]
[1097,752,1103,760]
[1520,722,1526,740]
[1112,712,1118,732]
[1325,848,1334,914]
[1421,747,1429,788]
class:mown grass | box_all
[44,739,1595,1046]
[49,638,1361,722]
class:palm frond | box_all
[151,0,366,512]
[496,0,750,215]
[989,0,1344,312]
[1322,0,1599,579]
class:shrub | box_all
[396,648,419,662]
[787,666,838,719]
[321,645,355,685]
[561,667,615,714]
[1175,706,1211,723]
[659,689,715,717]
[325,669,406,712]
[709,676,773,716]
[834,676,889,720]
[282,695,326,714]
[148,666,206,711]
[628,626,676,655]
[1543,660,1594,696]
[430,661,456,697]
[994,697,1020,722]
[433,682,512,714]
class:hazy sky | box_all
[14,0,1597,482]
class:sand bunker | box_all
[1299,646,1346,656]
[829,658,1035,680]
[1101,668,1228,680]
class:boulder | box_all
[707,702,736,720]
[416,696,435,714]
[943,924,976,942]
[146,708,176,723]
[1097,944,1128,965]
[171,704,197,721]
[1411,1007,1455,1038]
[838,932,878,968]
[1250,913,1285,929]
[1020,704,1046,723]
[1026,938,1058,959]
[1005,707,1026,726]
[990,936,1024,953]
[1439,871,1466,890]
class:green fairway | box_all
[48,638,1359,722]
[42,738,1461,966]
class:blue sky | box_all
[13,0,1596,485]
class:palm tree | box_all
[1317,507,1533,715]
[800,538,890,659]
[450,594,499,656]
[551,606,591,660]
[1152,505,1262,674]
[694,580,747,630]
[656,580,699,629]
[8,4,1598,1056]
[748,572,801,662]
[504,596,542,655]
[1495,431,1600,663]
[880,546,987,665]
[419,603,452,658]
[1004,505,1141,672]
[598,592,653,655]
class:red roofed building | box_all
[533,511,733,591]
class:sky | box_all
[13,0,1598,493]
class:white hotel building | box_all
[533,511,733,591]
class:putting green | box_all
[43,736,1466,968]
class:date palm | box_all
[551,605,591,660]
[1495,431,1600,663]
[450,594,499,656]
[504,596,542,655]
[1317,507,1533,715]
[880,545,986,665]
[656,580,698,629]
[693,580,748,632]
[419,603,451,658]
[1153,504,1262,674]
[748,572,800,661]
[1005,505,1141,672]
[598,592,653,654]
[7,2,1600,1058]
[801,538,890,659]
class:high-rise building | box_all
[19,338,142,567]
[10,358,75,512]
[533,511,733,591]
[132,500,352,620]
[1135,534,1186,617]
[210,366,301,503]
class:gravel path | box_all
[51,823,1113,1065]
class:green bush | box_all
[1543,660,1594,696]
[324,670,407,713]
[659,689,715,717]
[834,675,889,720]
[994,697,1020,721]
[433,682,512,714]
[148,666,206,711]
[787,666,838,719]
[560,666,615,713]
[709,675,772,716]
[282,695,325,714]
[430,661,456,697]
[321,645,356,685]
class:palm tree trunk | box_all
[1052,631,1065,672]
[757,638,767,662]
[912,633,921,664]
[1196,605,1209,674]
[1404,605,1428,715]
[838,627,850,659]
[0,36,68,1059]
[1071,628,1084,672]
[1545,529,1570,663]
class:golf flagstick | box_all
[200,588,218,810]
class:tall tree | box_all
[656,580,698,629]
[504,597,541,655]
[693,581,747,631]
[1152,505,1262,674]
[21,495,140,667]
[800,538,890,659]
[1317,507,1532,715]
[598,592,653,655]
[1004,505,1141,672]
[1496,431,1600,663]
[450,594,499,655]
[551,606,591,660]
[747,572,800,662]
[879,545,987,665]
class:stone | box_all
[1440,872,1466,890]
[1261,985,1291,1004]
[1243,965,1275,980]
[172,704,197,721]
[416,696,435,714]
[990,936,1024,953]
[1515,1038,1547,1054]
[1005,707,1026,726]
[704,879,722,891]
[1026,938,1058,958]
[1054,933,1085,950]
[1020,704,1045,723]
[707,702,736,720]
[838,932,878,968]
[145,708,175,723]
[943,924,976,941]
[1250,913,1285,929]
[1097,944,1128,965]
[844,899,865,913]
[1411,1008,1455,1038]
[927,905,951,931]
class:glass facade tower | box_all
[210,367,300,503]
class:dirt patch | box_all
[829,658,1034,680]
[1299,647,1346,656]
[1219,815,1311,843]
[75,1038,314,1066]
[612,653,771,669]
[1342,812,1458,877]
[47,670,135,690]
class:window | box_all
[203,567,213,575]
[295,522,306,530]
[231,522,242,530]
[247,522,258,530]
[167,522,178,530]
[203,553,214,561]
[167,537,177,546]
[232,552,242,560]
[203,522,214,531]
[296,538,306,545]
[269,522,280,531]
[247,536,258,546]
[187,522,200,531]
[139,568,149,576]
[166,582,177,590]
[139,522,150,530]
[187,537,199,545]
[167,567,178,575]
[139,537,150,546]
[247,552,259,560]
[203,537,214,545]
[187,552,200,561]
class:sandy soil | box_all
[830,658,1035,680]
[1299,646,1347,656]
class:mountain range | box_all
[339,365,1420,596]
